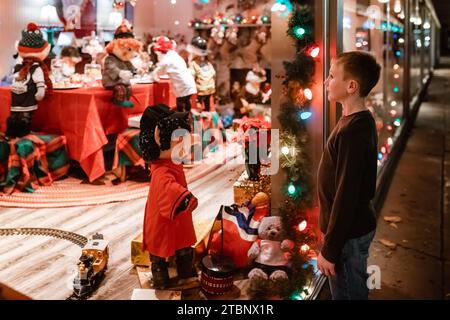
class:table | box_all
[0,83,167,182]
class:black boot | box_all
[150,255,169,289]
[175,247,198,280]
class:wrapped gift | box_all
[131,233,150,267]
[0,133,70,194]
[233,170,271,206]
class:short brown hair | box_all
[335,51,381,97]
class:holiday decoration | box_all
[139,104,199,289]
[274,0,317,299]
[6,23,52,138]
[247,216,294,299]
[102,20,142,108]
[239,116,271,181]
[233,169,271,206]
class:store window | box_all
[422,8,432,77]
[342,0,406,170]
[410,0,422,99]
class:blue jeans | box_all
[328,230,376,300]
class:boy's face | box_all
[324,60,358,102]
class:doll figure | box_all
[139,104,199,289]
[102,20,142,108]
[233,65,267,119]
[187,36,216,112]
[6,23,52,139]
[151,36,197,112]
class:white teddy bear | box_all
[247,216,294,284]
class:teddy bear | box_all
[102,20,142,108]
[247,216,294,285]
[139,103,200,289]
[5,22,52,139]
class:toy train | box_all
[73,233,109,298]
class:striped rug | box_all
[0,143,242,209]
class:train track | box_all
[0,227,88,247]
[0,227,90,300]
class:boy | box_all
[317,51,381,300]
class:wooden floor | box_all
[0,156,244,300]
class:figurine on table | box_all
[5,23,52,139]
[151,36,197,112]
[52,46,81,83]
[187,36,216,111]
[139,104,199,289]
[102,20,142,108]
[233,65,267,119]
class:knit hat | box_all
[17,23,49,54]
[187,36,208,57]
[152,36,174,54]
[114,20,134,39]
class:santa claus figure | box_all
[151,36,197,112]
[6,22,52,139]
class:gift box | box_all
[233,170,271,206]
[131,233,150,267]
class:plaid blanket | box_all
[112,128,144,169]
[113,111,226,169]
[0,134,70,194]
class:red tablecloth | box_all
[0,83,164,181]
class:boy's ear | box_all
[154,126,161,146]
[347,79,359,95]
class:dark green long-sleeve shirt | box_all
[317,110,378,263]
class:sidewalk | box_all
[368,57,450,300]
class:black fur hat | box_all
[139,104,191,162]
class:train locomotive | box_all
[73,233,109,298]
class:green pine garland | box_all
[278,0,317,299]
[246,0,319,300]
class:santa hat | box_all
[152,36,174,54]
[114,20,135,39]
[17,23,49,54]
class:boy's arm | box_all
[321,125,367,263]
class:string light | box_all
[381,146,387,154]
[394,118,401,127]
[309,46,320,58]
[288,184,296,195]
[393,64,400,70]
[394,0,402,13]
[388,137,394,146]
[304,88,313,100]
[293,26,306,38]
[298,220,307,232]
[390,109,397,116]
[281,146,290,155]
[300,244,310,252]
[390,100,397,107]
[299,111,312,120]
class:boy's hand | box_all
[317,252,336,277]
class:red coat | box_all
[142,159,197,257]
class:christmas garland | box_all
[248,0,318,300]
